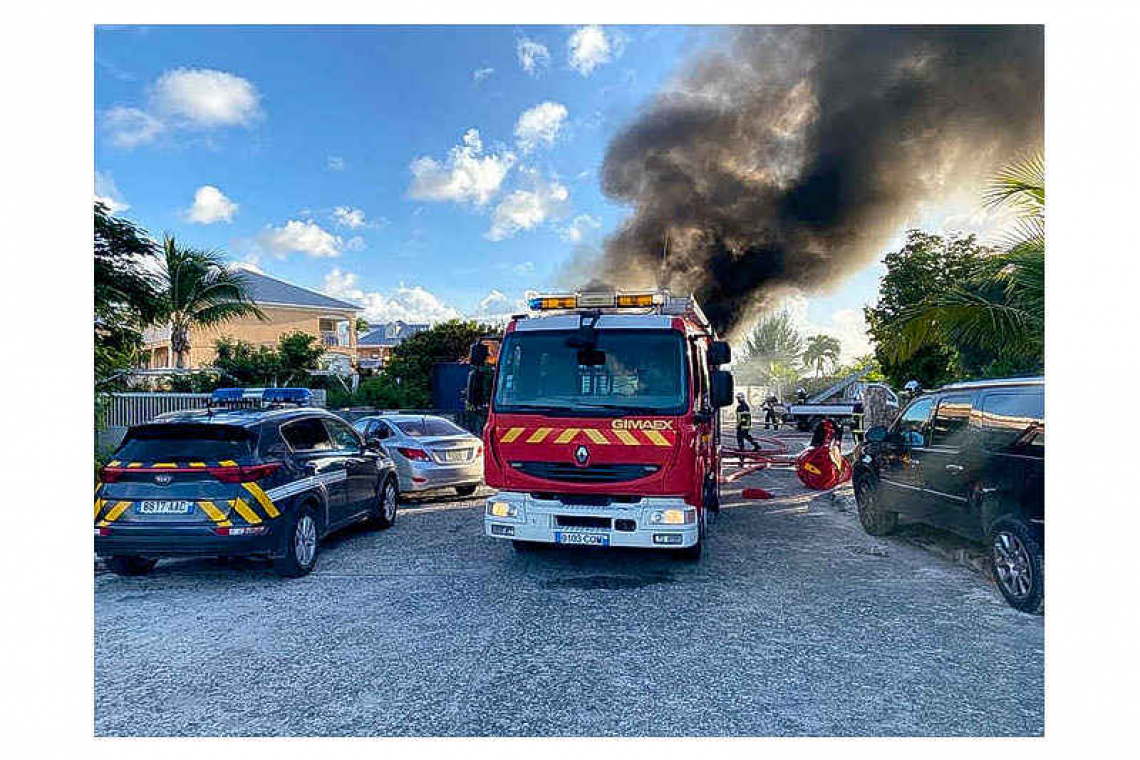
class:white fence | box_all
[101,390,327,428]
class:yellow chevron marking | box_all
[613,429,641,446]
[218,460,238,467]
[526,427,553,444]
[103,501,132,522]
[95,482,102,496]
[94,498,105,520]
[127,462,143,468]
[500,427,525,443]
[198,500,228,523]
[189,462,207,468]
[643,430,672,447]
[584,429,611,445]
[241,483,280,518]
[554,428,580,444]
[229,497,263,525]
[152,462,176,468]
[108,461,120,467]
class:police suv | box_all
[95,388,400,577]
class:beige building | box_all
[142,269,360,370]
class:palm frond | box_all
[983,152,1044,218]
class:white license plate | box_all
[443,450,467,462]
[137,500,194,515]
[555,532,609,546]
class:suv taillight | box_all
[99,466,123,483]
[207,462,284,483]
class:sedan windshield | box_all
[493,329,687,415]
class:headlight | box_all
[647,508,695,525]
[487,501,522,520]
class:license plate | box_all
[137,500,194,515]
[555,532,609,546]
[443,450,467,462]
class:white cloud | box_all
[514,101,568,154]
[94,170,130,213]
[487,171,569,241]
[568,25,625,76]
[185,185,237,224]
[408,128,515,206]
[327,156,346,171]
[256,220,342,258]
[231,259,263,274]
[151,68,261,128]
[345,236,367,252]
[333,206,370,229]
[323,268,461,324]
[560,214,601,243]
[104,106,165,148]
[517,37,551,75]
[473,67,494,81]
[512,262,535,276]
[479,289,510,312]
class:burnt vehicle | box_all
[852,377,1044,612]
[95,388,400,578]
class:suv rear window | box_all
[117,424,254,462]
[394,417,466,437]
[979,390,1044,454]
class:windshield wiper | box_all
[574,403,660,415]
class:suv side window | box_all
[280,417,334,452]
[325,418,362,450]
[978,390,1044,456]
[893,397,935,445]
[930,394,973,449]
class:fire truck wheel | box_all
[854,474,897,536]
[105,556,158,576]
[512,540,541,552]
[675,507,707,561]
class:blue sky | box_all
[95,25,1008,360]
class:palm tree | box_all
[155,236,266,369]
[891,153,1044,367]
[739,310,805,397]
[802,334,841,378]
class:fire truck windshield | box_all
[493,329,688,416]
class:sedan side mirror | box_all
[710,369,734,408]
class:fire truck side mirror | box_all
[708,340,731,366]
[466,367,487,408]
[710,370,734,408]
[469,341,489,367]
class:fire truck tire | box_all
[675,504,708,561]
[854,474,897,536]
[512,540,541,552]
[105,556,158,576]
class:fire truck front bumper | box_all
[483,491,700,549]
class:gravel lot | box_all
[95,433,1044,737]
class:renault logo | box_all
[154,474,173,486]
[574,445,590,467]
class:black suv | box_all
[95,390,400,578]
[853,377,1044,612]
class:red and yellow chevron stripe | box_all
[497,426,674,447]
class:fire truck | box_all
[469,290,734,559]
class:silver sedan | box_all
[352,414,484,496]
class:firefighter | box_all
[735,393,761,451]
[795,387,808,405]
[762,394,779,430]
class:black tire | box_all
[369,476,399,529]
[454,484,478,497]
[274,503,321,578]
[105,556,157,576]
[675,502,709,561]
[854,474,898,536]
[990,519,1044,614]
[512,539,541,552]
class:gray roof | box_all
[359,321,429,346]
[233,269,359,311]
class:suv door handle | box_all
[945,464,964,474]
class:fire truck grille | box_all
[511,462,660,483]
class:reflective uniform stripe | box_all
[612,429,640,446]
[241,483,280,518]
[584,429,611,445]
[643,430,671,447]
[229,497,263,525]
[197,500,232,527]
[500,427,525,443]
[526,427,553,444]
[554,428,580,444]
[103,501,132,522]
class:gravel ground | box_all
[95,434,1043,737]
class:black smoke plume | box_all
[597,26,1044,336]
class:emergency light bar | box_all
[527,290,666,312]
[210,387,312,407]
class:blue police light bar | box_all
[262,388,312,405]
[211,388,246,403]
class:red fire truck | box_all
[471,290,734,559]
